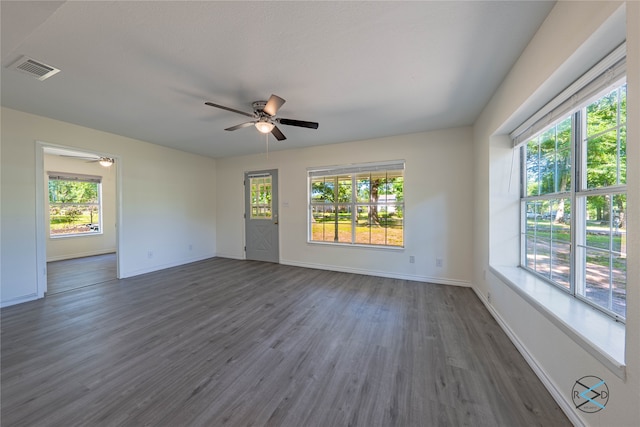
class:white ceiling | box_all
[1,1,555,158]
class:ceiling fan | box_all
[59,154,115,167]
[205,94,319,141]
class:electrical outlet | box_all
[147,250,154,259]
[409,256,415,264]
[436,258,443,268]
[189,244,193,251]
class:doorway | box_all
[36,142,121,297]
[244,169,279,263]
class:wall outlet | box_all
[436,258,443,268]
[409,255,415,264]
[189,244,193,251]
[147,250,154,259]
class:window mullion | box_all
[351,175,356,244]
[570,111,581,298]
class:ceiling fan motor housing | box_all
[252,101,268,115]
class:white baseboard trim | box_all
[47,249,116,262]
[0,293,39,308]
[214,252,245,261]
[472,287,584,427]
[119,254,216,278]
[280,259,471,287]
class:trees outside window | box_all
[309,163,404,247]
[49,175,102,236]
[521,82,627,320]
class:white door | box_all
[245,170,279,263]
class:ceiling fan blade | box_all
[278,118,319,129]
[263,94,286,116]
[271,126,286,141]
[60,154,100,161]
[205,102,254,118]
[225,121,256,131]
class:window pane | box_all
[587,88,618,135]
[524,116,571,196]
[526,142,540,196]
[311,177,335,203]
[534,238,551,278]
[311,205,336,242]
[550,199,571,289]
[385,206,403,247]
[355,205,372,245]
[620,85,627,124]
[250,176,272,219]
[584,248,612,311]
[336,205,352,243]
[586,130,619,189]
[49,179,101,236]
[356,174,371,203]
[337,175,352,203]
[620,126,627,184]
[612,252,627,318]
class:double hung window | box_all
[516,46,627,321]
[48,172,103,237]
[308,162,404,247]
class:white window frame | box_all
[48,172,103,238]
[514,46,627,322]
[308,161,405,248]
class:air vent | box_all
[9,56,60,81]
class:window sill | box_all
[50,232,103,239]
[489,265,626,379]
[307,241,404,251]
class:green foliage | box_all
[525,85,626,215]
[49,180,98,203]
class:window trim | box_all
[48,172,104,238]
[307,160,405,248]
[518,77,627,322]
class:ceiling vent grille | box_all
[9,56,60,81]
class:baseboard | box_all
[47,249,116,262]
[472,287,584,427]
[214,252,245,261]
[119,254,216,278]
[0,293,39,308]
[280,259,471,287]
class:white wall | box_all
[44,153,117,261]
[216,128,473,286]
[0,107,217,306]
[473,2,639,426]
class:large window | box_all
[520,81,627,321]
[48,172,102,237]
[309,162,404,247]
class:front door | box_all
[245,170,279,263]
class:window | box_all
[48,172,102,237]
[308,162,404,247]
[249,175,272,219]
[520,80,627,321]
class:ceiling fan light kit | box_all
[205,94,318,142]
[255,120,274,134]
[99,157,115,167]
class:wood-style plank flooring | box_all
[47,253,117,294]
[1,258,570,426]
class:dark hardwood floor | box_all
[47,253,117,294]
[1,258,570,426]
